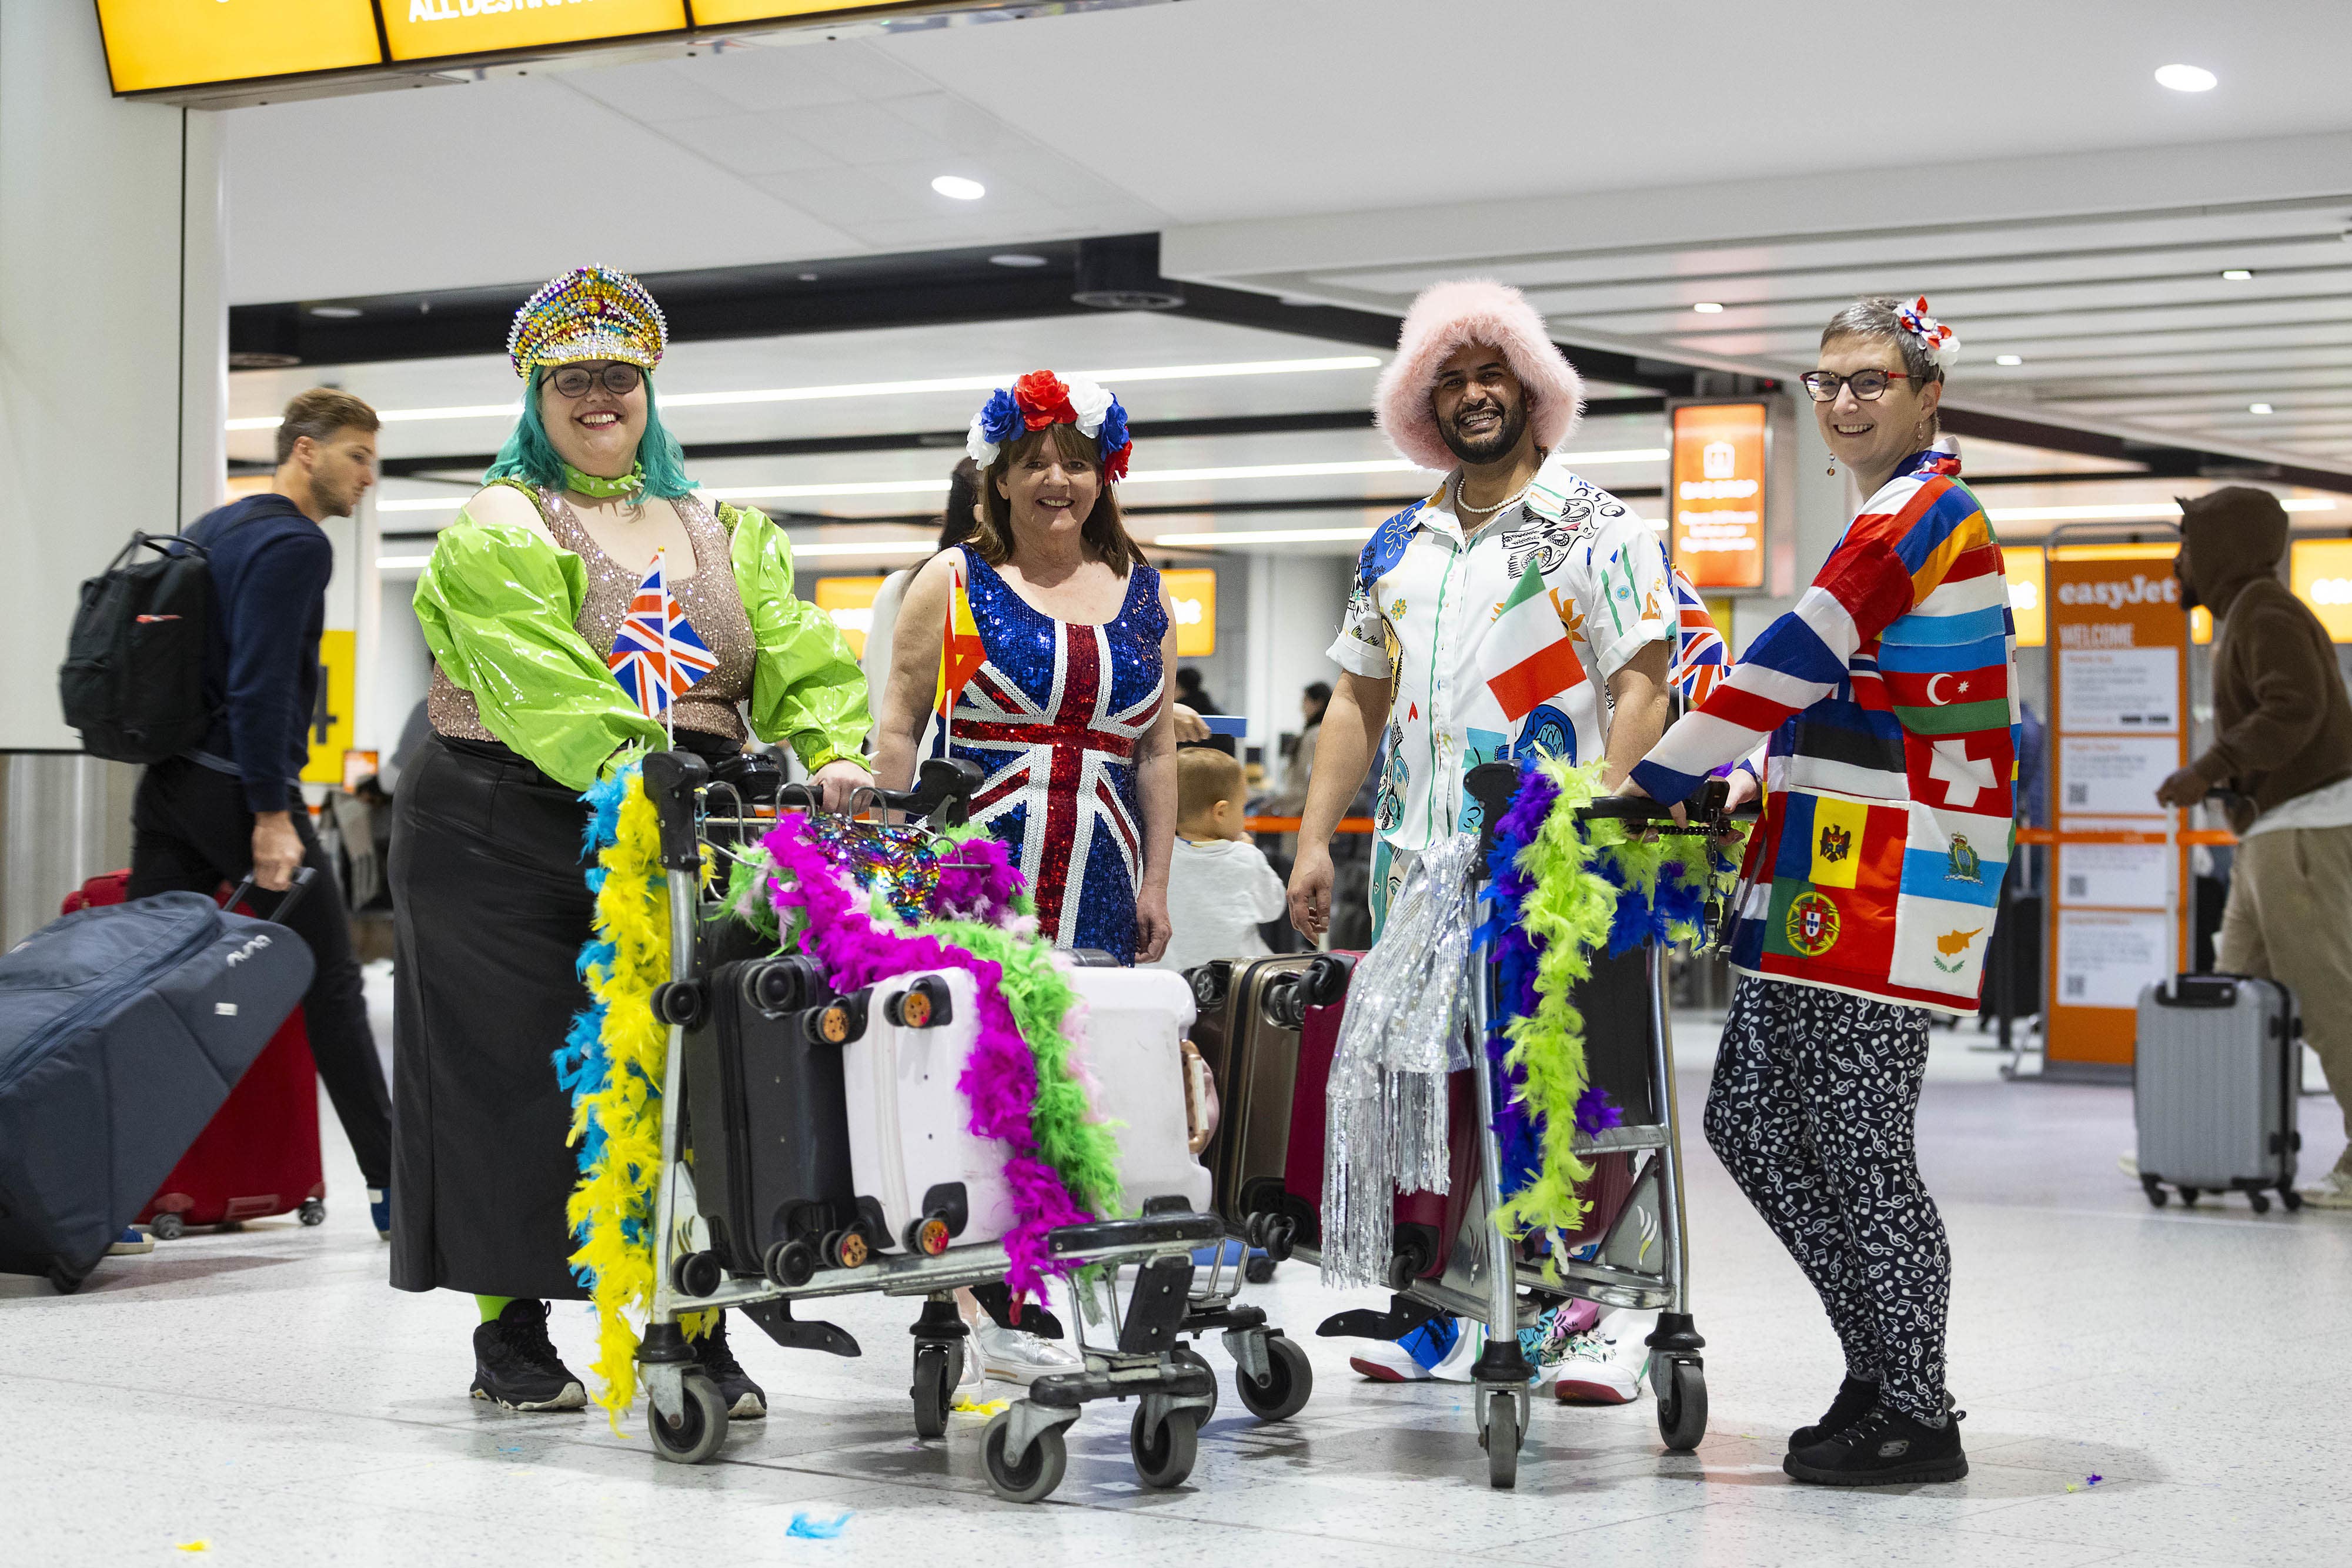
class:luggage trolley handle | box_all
[222,865,318,923]
[776,756,984,829]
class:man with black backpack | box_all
[125,388,394,1238]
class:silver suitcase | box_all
[2133,974,2302,1212]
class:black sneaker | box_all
[693,1313,766,1419]
[1784,1402,1967,1486]
[470,1300,587,1412]
[1788,1375,1879,1452]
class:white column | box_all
[1244,552,1353,761]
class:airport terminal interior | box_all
[4,4,2351,1565]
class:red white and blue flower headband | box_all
[965,370,1132,482]
[1896,296,1962,370]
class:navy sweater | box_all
[188,494,331,813]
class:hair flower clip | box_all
[964,370,1134,481]
[1896,296,1962,370]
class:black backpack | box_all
[58,532,215,764]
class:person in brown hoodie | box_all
[2157,486,2352,1208]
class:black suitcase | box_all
[682,953,871,1282]
[0,888,316,1291]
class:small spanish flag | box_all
[934,568,987,717]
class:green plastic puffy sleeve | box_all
[724,504,873,769]
[412,517,666,791]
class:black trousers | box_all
[128,757,392,1188]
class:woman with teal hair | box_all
[387,265,872,1419]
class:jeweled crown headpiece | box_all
[965,370,1132,482]
[507,265,668,379]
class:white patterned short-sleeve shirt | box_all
[1327,452,1672,856]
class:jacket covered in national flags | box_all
[416,483,868,791]
[1630,446,2018,1014]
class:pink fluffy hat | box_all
[1374,280,1584,473]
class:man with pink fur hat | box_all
[1288,279,1676,1394]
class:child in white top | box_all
[1154,748,1289,975]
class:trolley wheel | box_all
[910,1345,953,1439]
[674,1249,724,1299]
[1264,1215,1297,1262]
[2147,1185,2169,1208]
[826,1228,870,1269]
[1244,1255,1277,1285]
[904,1214,953,1256]
[1235,1334,1312,1422]
[764,1238,817,1288]
[1130,1405,1201,1490]
[648,1372,729,1465]
[1171,1344,1219,1421]
[2180,1187,2199,1208]
[298,1198,326,1226]
[2249,1190,2272,1215]
[981,1410,1067,1504]
[1481,1390,1521,1490]
[1655,1356,1708,1453]
[150,1212,186,1241]
[2282,1188,2305,1212]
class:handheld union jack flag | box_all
[1671,569,1728,706]
[607,551,716,720]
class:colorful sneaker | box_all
[1427,1318,1486,1383]
[108,1227,155,1256]
[469,1300,587,1412]
[1552,1310,1649,1405]
[2300,1166,2352,1210]
[974,1319,1084,1386]
[1348,1315,1460,1383]
[692,1313,766,1419]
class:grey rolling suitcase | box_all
[2133,974,2301,1212]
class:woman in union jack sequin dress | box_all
[872,371,1178,967]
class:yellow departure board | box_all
[689,1,925,21]
[95,0,383,93]
[380,1,689,63]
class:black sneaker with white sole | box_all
[691,1313,766,1419]
[470,1299,587,1412]
[1784,1402,1967,1486]
[1788,1375,1879,1452]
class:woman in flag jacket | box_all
[1625,297,2013,1487]
[389,267,868,1417]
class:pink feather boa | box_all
[761,814,1087,1306]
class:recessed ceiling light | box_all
[2250,402,2275,414]
[307,305,362,319]
[2155,63,2217,92]
[989,253,1048,269]
[1994,354,2024,366]
[2221,268,2254,280]
[1692,302,1725,314]
[931,175,985,201]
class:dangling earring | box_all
[1826,454,1838,477]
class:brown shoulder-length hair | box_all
[973,422,1141,574]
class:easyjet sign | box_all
[2053,574,2180,610]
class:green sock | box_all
[476,1293,518,1323]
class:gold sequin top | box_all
[429,485,756,747]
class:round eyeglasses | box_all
[546,362,643,399]
[1800,369,1912,403]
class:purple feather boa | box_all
[1479,762,1559,1196]
[761,814,1087,1308]
[932,832,1024,927]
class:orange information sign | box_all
[2042,554,2191,1070]
[2291,539,2352,643]
[1162,569,1217,657]
[1668,402,1767,591]
[95,0,382,92]
[382,1,690,61]
[812,576,888,660]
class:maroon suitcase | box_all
[63,872,326,1237]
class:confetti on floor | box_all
[175,1543,209,1554]
[952,1396,1011,1416]
[785,1512,852,1540]
[2087,1474,2103,1486]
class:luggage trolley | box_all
[1310,764,1732,1488]
[629,749,1235,1502]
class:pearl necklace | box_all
[1453,473,1532,519]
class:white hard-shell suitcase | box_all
[837,968,1017,1255]
[1061,965,1212,1215]
[2133,972,2302,1212]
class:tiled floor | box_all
[7,1014,2348,1567]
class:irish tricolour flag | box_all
[1478,569,1585,722]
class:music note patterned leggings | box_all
[1705,974,1951,1426]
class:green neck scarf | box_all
[562,461,644,500]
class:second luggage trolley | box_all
[627,750,1260,1502]
[1288,764,1730,1488]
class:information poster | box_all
[96,0,382,92]
[1668,402,1766,591]
[2044,555,2191,1069]
[383,1,690,61]
[811,576,886,659]
[1162,569,1218,657]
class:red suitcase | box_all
[64,872,326,1238]
[1277,954,1480,1284]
